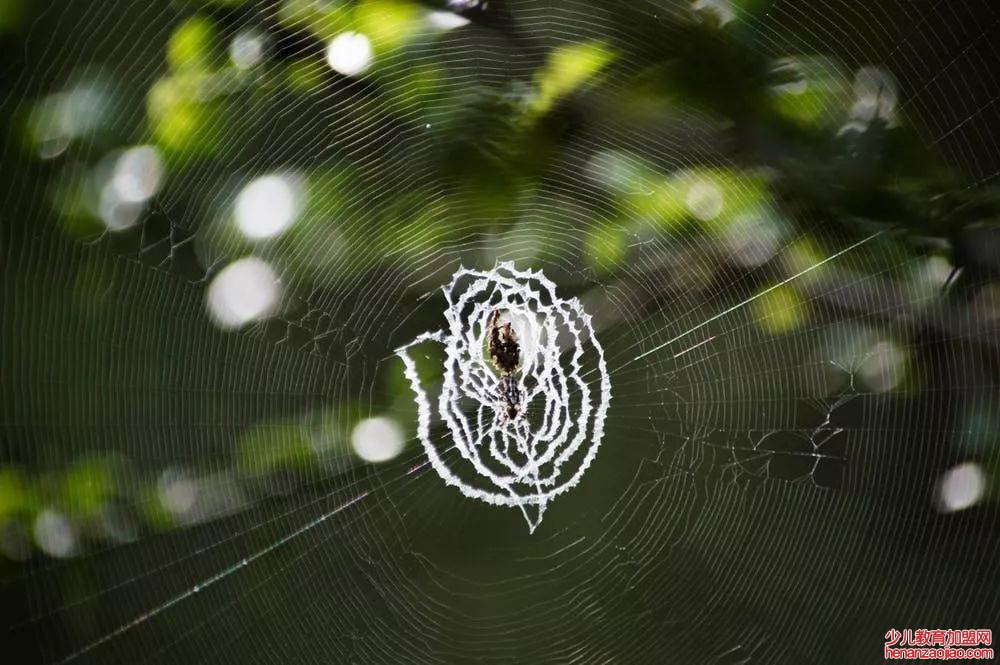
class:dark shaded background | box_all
[2,1,1000,663]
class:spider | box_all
[486,309,523,421]
[498,374,522,421]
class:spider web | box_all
[3,1,1000,664]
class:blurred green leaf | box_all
[354,0,421,57]
[0,468,35,520]
[278,0,350,41]
[770,57,849,128]
[753,284,806,334]
[147,74,225,156]
[0,0,25,33]
[583,223,629,271]
[236,421,320,477]
[530,41,616,117]
[62,457,122,517]
[167,16,218,73]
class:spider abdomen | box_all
[487,310,522,375]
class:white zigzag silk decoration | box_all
[396,263,612,532]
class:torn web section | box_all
[636,282,863,493]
